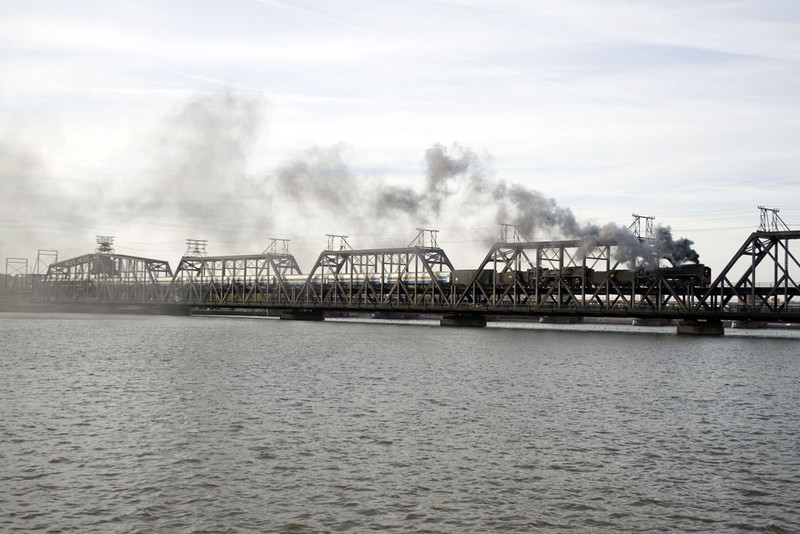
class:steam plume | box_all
[275,144,359,211]
[312,142,699,268]
[423,143,478,214]
[3,87,699,270]
[130,90,269,246]
[0,143,46,253]
[0,141,95,255]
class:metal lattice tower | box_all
[264,238,291,255]
[409,228,439,248]
[5,258,28,288]
[758,206,790,232]
[185,239,208,256]
[630,214,655,243]
[35,250,58,275]
[96,235,115,254]
[500,224,528,243]
[326,234,352,251]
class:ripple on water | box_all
[1,314,799,532]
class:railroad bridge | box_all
[8,216,800,335]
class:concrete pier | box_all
[440,313,487,327]
[730,320,767,329]
[632,317,671,326]
[539,316,580,324]
[676,319,724,336]
[280,309,325,321]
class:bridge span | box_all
[5,227,800,335]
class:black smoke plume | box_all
[299,142,699,269]
[655,226,700,266]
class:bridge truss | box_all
[168,253,303,305]
[38,253,174,303]
[693,230,800,320]
[295,244,454,309]
[14,225,800,326]
[452,239,708,318]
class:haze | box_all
[2,0,799,271]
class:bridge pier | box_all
[676,319,724,336]
[632,317,671,327]
[539,316,580,324]
[153,304,192,316]
[440,312,487,327]
[730,320,767,329]
[280,309,325,321]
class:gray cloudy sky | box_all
[2,0,799,270]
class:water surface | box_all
[1,313,798,532]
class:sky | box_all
[2,0,799,274]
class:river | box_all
[1,313,798,532]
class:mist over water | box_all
[2,313,798,533]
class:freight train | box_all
[169,264,711,304]
[275,263,711,290]
[449,264,711,289]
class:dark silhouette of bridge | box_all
[5,214,800,335]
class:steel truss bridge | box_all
[9,225,797,334]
